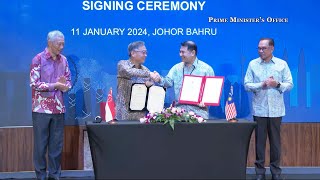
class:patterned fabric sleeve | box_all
[278,61,293,93]
[244,62,263,92]
[207,66,215,76]
[118,60,150,79]
[64,60,72,90]
[29,55,55,92]
[160,64,177,88]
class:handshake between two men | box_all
[150,71,161,83]
[144,71,161,88]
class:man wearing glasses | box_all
[244,38,293,180]
[116,41,158,120]
[154,41,215,119]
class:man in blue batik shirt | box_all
[154,41,214,119]
[244,38,293,180]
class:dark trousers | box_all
[254,116,282,176]
[32,112,64,180]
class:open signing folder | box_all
[129,84,166,112]
[179,75,224,106]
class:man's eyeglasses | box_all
[134,50,147,54]
[258,47,269,51]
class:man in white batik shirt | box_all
[244,38,293,180]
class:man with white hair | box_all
[30,30,71,180]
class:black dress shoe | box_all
[272,174,282,180]
[256,174,265,180]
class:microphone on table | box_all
[93,116,118,124]
[93,116,102,123]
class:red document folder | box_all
[178,75,224,106]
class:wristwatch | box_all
[276,82,281,88]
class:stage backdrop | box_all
[0,0,319,126]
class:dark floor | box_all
[8,176,320,180]
[247,174,320,180]
[1,169,320,179]
[66,176,320,180]
[62,176,320,180]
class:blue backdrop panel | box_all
[0,0,319,126]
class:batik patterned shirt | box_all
[244,56,293,117]
[116,60,151,120]
[30,48,72,114]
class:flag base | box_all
[107,119,118,124]
[227,118,238,123]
